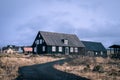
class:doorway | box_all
[65,47,69,55]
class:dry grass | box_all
[0,53,62,80]
[54,56,120,80]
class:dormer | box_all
[62,39,68,45]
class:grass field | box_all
[54,56,120,80]
[0,53,62,80]
[0,53,120,80]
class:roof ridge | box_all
[81,40,101,43]
[39,31,76,36]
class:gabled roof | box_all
[109,44,120,48]
[2,45,19,51]
[81,41,106,51]
[33,31,85,47]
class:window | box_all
[42,46,45,52]
[96,52,98,55]
[101,51,103,55]
[40,39,42,44]
[36,40,39,45]
[70,47,73,52]
[52,46,56,52]
[59,47,62,52]
[34,47,37,53]
[75,47,78,53]
[64,40,68,45]
[39,34,41,38]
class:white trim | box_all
[64,40,68,45]
[75,47,78,53]
[70,47,73,52]
[34,47,37,53]
[96,52,98,55]
[36,40,39,45]
[101,51,103,55]
[59,47,62,52]
[52,46,56,52]
[40,39,42,44]
[42,46,45,52]
[39,34,41,38]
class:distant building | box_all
[82,41,107,57]
[109,44,120,59]
[16,47,23,53]
[23,46,32,53]
[0,47,2,53]
[109,44,120,54]
[32,31,85,54]
[2,45,19,54]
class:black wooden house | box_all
[32,31,85,54]
[82,41,107,57]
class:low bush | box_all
[92,65,104,73]
[109,69,120,76]
[110,54,120,59]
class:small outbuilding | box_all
[23,46,33,53]
[2,45,19,54]
[109,44,120,59]
[109,44,120,54]
[82,41,107,57]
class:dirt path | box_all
[16,59,90,80]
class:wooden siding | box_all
[32,31,85,54]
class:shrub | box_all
[93,65,104,73]
[110,54,120,59]
[109,69,120,76]
[83,64,91,72]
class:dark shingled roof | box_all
[109,44,120,48]
[81,41,106,51]
[38,31,85,47]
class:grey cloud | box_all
[0,0,120,47]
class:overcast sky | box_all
[0,0,120,48]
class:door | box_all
[65,47,69,55]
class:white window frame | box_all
[36,40,39,45]
[34,47,37,53]
[75,47,78,53]
[70,47,73,52]
[40,39,42,44]
[39,34,41,38]
[52,46,56,52]
[59,47,62,52]
[101,51,103,55]
[96,52,98,55]
[42,46,45,52]
[64,40,68,45]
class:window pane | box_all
[39,34,41,38]
[59,47,62,52]
[75,48,78,53]
[36,40,39,45]
[70,47,73,52]
[34,47,37,53]
[42,46,45,52]
[52,46,56,52]
[40,39,42,44]
[96,52,98,55]
[64,40,68,45]
[101,51,103,55]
